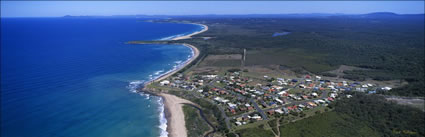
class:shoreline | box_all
[172,23,208,40]
[140,23,206,137]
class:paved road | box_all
[208,80,268,120]
[206,79,331,126]
[249,98,268,120]
[262,91,329,112]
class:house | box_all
[315,76,321,80]
[307,102,317,107]
[267,110,275,115]
[240,107,247,111]
[214,97,229,103]
[315,99,326,104]
[228,103,237,108]
[282,108,289,114]
[203,75,217,79]
[275,109,284,114]
[230,108,236,114]
[268,102,277,107]
[159,80,170,86]
[242,116,249,121]
[251,115,262,120]
[275,98,284,104]
[382,87,392,91]
[330,93,337,98]
[278,91,287,95]
[236,117,243,121]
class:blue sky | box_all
[1,1,424,17]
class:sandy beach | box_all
[145,23,207,137]
[172,23,208,40]
[160,93,195,137]
[153,43,199,83]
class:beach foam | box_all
[128,80,145,93]
[157,97,169,137]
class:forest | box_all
[279,93,424,137]
[174,14,424,96]
[330,93,424,137]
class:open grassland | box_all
[199,54,242,67]
[246,48,337,73]
[235,124,275,137]
[280,111,380,137]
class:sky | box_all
[1,1,424,17]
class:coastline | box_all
[172,23,208,40]
[141,23,206,137]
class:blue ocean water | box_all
[1,18,202,137]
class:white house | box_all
[159,80,170,86]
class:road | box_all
[208,79,268,120]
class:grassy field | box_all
[245,48,337,73]
[280,111,380,137]
[183,105,211,137]
[235,124,275,137]
[199,54,242,67]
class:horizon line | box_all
[2,12,425,18]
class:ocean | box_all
[1,18,202,137]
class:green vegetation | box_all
[177,16,424,96]
[280,93,424,137]
[268,119,279,135]
[168,90,228,132]
[142,14,424,137]
[386,79,425,97]
[183,105,211,137]
[330,93,425,137]
[246,48,335,73]
[235,125,275,137]
[201,59,241,67]
[280,111,380,137]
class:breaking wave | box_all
[157,97,168,137]
[125,43,195,137]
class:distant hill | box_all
[366,12,399,16]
